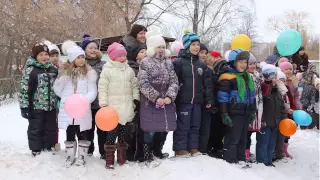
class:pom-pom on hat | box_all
[81,34,98,50]
[107,42,127,60]
[182,30,200,50]
[145,31,170,57]
[279,61,293,72]
[61,40,85,63]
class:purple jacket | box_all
[137,56,179,132]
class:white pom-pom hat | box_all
[61,40,85,63]
[145,31,171,57]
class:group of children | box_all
[19,24,319,170]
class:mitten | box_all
[221,113,233,127]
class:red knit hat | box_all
[210,51,222,58]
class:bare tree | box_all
[161,20,190,41]
[234,8,258,42]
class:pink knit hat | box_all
[107,42,127,60]
[279,61,293,72]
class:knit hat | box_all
[81,34,98,50]
[182,31,200,50]
[278,57,289,65]
[107,42,127,60]
[130,43,147,61]
[130,24,147,39]
[200,43,208,53]
[145,31,170,57]
[262,64,277,80]
[277,70,287,80]
[32,42,49,58]
[212,59,228,75]
[228,49,250,63]
[279,61,293,72]
[265,55,278,65]
[248,53,257,64]
[42,39,60,55]
[210,51,222,58]
[62,40,85,63]
[170,41,184,57]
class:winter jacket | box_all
[121,34,146,61]
[286,78,302,109]
[292,53,309,73]
[300,83,317,110]
[249,71,263,131]
[19,56,58,111]
[128,60,140,76]
[138,56,179,132]
[261,82,287,128]
[173,49,213,105]
[98,60,139,126]
[217,69,256,116]
[86,52,106,109]
[53,65,97,132]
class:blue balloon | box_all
[276,29,302,56]
[292,110,312,126]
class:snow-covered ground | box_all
[0,103,319,180]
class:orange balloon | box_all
[279,118,297,136]
[95,107,119,131]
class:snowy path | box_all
[0,103,319,180]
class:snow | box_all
[0,103,319,180]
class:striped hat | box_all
[182,31,200,50]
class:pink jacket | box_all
[286,78,302,110]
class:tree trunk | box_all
[193,0,199,33]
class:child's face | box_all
[74,55,85,67]
[283,68,293,77]
[299,50,305,56]
[155,46,165,56]
[136,49,147,61]
[199,50,208,61]
[50,54,59,65]
[189,41,200,56]
[85,43,98,58]
[235,59,248,72]
[248,62,256,73]
[137,31,146,43]
[36,52,50,64]
[114,55,127,63]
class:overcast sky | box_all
[255,0,320,42]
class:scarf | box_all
[228,67,254,102]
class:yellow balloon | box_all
[231,34,251,51]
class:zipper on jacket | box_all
[191,56,195,104]
[45,69,51,111]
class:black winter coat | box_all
[173,49,213,105]
[261,82,287,128]
[128,60,139,76]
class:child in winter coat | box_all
[19,42,58,157]
[199,43,209,61]
[54,41,97,167]
[257,65,287,167]
[218,49,256,164]
[81,34,107,157]
[98,42,139,169]
[170,41,184,61]
[172,31,212,157]
[138,31,179,167]
[279,61,302,158]
[246,53,263,162]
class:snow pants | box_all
[106,124,128,145]
[223,114,249,163]
[199,107,212,153]
[246,131,254,149]
[87,109,108,155]
[173,104,201,151]
[208,112,227,151]
[27,110,57,151]
[274,129,285,159]
[66,125,87,141]
[256,127,277,164]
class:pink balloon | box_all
[64,94,90,119]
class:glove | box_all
[221,113,232,127]
[21,108,30,119]
[248,113,256,124]
[133,99,140,112]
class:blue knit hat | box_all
[265,55,278,65]
[81,34,98,50]
[182,31,200,50]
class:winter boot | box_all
[284,143,293,158]
[64,141,77,168]
[153,138,169,159]
[175,150,191,158]
[245,149,251,161]
[31,150,41,157]
[104,144,116,169]
[144,143,161,168]
[190,149,202,157]
[75,140,91,166]
[116,142,129,166]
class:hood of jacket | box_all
[27,56,52,69]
